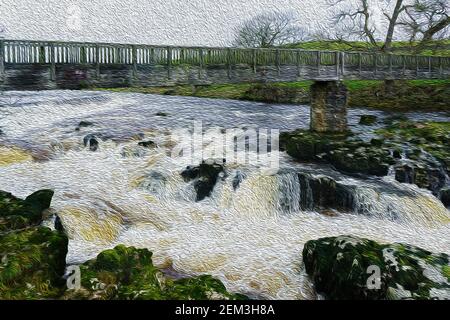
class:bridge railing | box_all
[1,39,449,78]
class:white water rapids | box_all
[0,90,449,299]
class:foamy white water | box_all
[0,90,449,299]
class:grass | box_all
[95,79,450,111]
[284,40,450,57]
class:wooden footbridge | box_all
[0,39,448,132]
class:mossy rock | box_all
[0,227,68,299]
[281,130,393,176]
[64,245,246,300]
[303,236,450,300]
[0,190,54,231]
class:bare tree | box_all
[234,11,306,48]
[401,0,450,52]
[328,0,449,53]
[329,0,408,52]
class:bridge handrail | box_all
[0,39,449,79]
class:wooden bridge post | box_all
[39,44,46,63]
[389,53,393,75]
[199,48,204,79]
[252,49,257,74]
[439,57,443,78]
[374,53,378,76]
[275,49,280,76]
[335,51,339,77]
[132,45,137,78]
[358,53,362,75]
[316,51,321,76]
[310,81,348,133]
[95,45,100,79]
[80,46,86,64]
[0,40,4,78]
[402,55,406,76]
[415,56,419,77]
[296,50,301,77]
[428,56,432,78]
[340,52,345,77]
[227,48,232,80]
[167,46,172,80]
[50,43,56,81]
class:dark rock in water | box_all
[0,226,68,299]
[181,160,224,201]
[0,128,3,135]
[79,121,94,127]
[232,171,245,190]
[394,162,446,194]
[54,215,65,233]
[156,112,168,117]
[303,235,450,300]
[392,149,402,159]
[83,134,99,151]
[440,187,450,207]
[297,173,355,212]
[359,115,378,125]
[395,164,415,184]
[0,189,54,231]
[138,140,156,148]
[75,121,94,131]
[63,245,246,300]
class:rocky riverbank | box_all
[281,119,450,208]
[0,190,246,300]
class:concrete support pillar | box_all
[310,81,348,133]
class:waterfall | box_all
[0,90,449,300]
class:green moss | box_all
[0,190,54,231]
[0,227,68,300]
[303,236,450,300]
[65,245,247,300]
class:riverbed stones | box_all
[303,236,450,300]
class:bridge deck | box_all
[0,39,449,90]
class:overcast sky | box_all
[0,0,336,46]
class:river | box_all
[0,90,449,299]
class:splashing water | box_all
[0,90,448,299]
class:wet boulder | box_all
[138,140,156,148]
[297,173,355,212]
[303,235,450,300]
[440,187,450,207]
[83,134,99,151]
[359,115,378,126]
[281,130,394,177]
[394,162,446,194]
[0,226,68,299]
[63,245,246,300]
[0,189,54,231]
[181,160,225,201]
[75,121,95,131]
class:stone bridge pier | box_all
[310,81,348,133]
